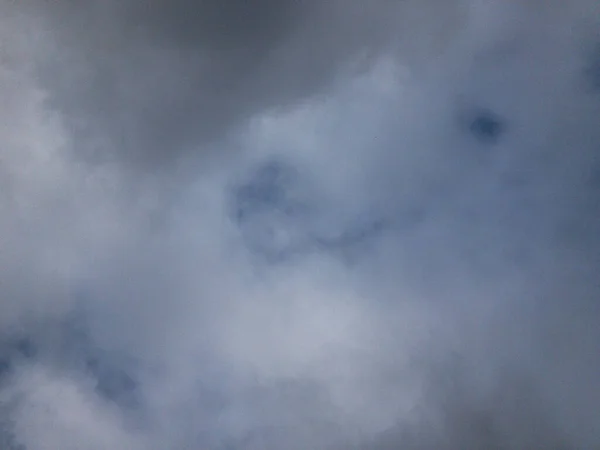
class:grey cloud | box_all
[34,0,431,170]
[2,0,600,449]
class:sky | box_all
[0,0,600,448]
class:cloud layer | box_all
[1,0,600,448]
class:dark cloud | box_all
[121,0,308,51]
[33,0,413,170]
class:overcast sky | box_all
[1,1,600,449]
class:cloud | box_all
[1,0,600,449]
[34,0,426,170]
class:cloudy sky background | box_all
[1,0,600,448]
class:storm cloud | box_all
[1,0,600,449]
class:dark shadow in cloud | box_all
[465,108,506,144]
[231,158,390,263]
[0,337,37,381]
[234,160,309,225]
[123,0,308,52]
[85,357,139,409]
[0,313,142,414]
[231,159,313,262]
[59,311,142,410]
[36,0,398,170]
[585,42,600,91]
